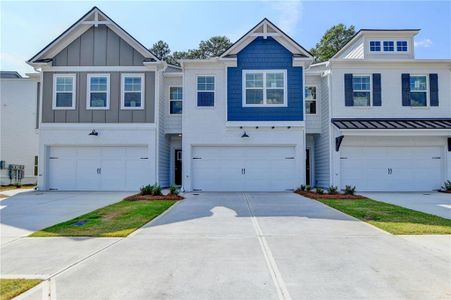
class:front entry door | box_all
[174,150,182,185]
[306,148,311,186]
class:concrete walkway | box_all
[0,191,130,245]
[2,192,448,299]
[364,192,451,219]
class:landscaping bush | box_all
[315,187,324,194]
[305,185,312,192]
[344,185,356,195]
[299,185,306,191]
[152,184,162,196]
[169,184,179,195]
[140,184,154,195]
[327,185,338,194]
[441,180,451,191]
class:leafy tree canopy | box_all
[310,24,356,62]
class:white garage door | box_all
[192,146,297,191]
[48,146,151,191]
[340,146,442,191]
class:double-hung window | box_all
[87,74,109,109]
[304,86,317,114]
[383,41,394,52]
[197,76,215,107]
[121,74,145,109]
[53,74,76,109]
[243,70,286,106]
[169,87,183,114]
[369,41,381,52]
[352,75,371,106]
[410,75,427,106]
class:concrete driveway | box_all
[0,191,130,245]
[2,192,448,299]
[364,192,451,219]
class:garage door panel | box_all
[48,159,76,190]
[76,159,100,190]
[341,146,442,192]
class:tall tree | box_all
[150,40,171,60]
[198,36,232,58]
[310,24,356,62]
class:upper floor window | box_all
[352,75,371,106]
[397,41,408,52]
[383,41,394,52]
[197,75,215,107]
[121,74,144,109]
[243,70,287,107]
[369,41,381,52]
[410,75,427,106]
[169,86,183,114]
[87,74,109,109]
[53,74,76,109]
[304,86,317,114]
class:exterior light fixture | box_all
[287,126,291,129]
[241,131,249,138]
[89,129,98,136]
[271,126,275,129]
[255,126,259,129]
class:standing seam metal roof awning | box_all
[332,118,451,130]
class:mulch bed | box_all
[125,194,184,201]
[438,190,451,194]
[295,190,367,200]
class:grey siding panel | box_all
[119,40,133,66]
[93,26,107,66]
[67,38,81,65]
[41,71,155,123]
[106,28,120,65]
[54,48,68,66]
[314,76,330,188]
[80,28,94,66]
[133,49,144,66]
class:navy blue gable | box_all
[429,73,439,106]
[227,37,303,121]
[372,73,382,106]
[401,73,411,106]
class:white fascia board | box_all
[226,121,305,127]
[338,129,451,136]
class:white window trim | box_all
[242,69,288,107]
[121,73,145,110]
[52,74,76,110]
[352,74,372,107]
[409,74,430,108]
[169,85,183,115]
[368,39,410,53]
[196,75,215,108]
[86,73,110,110]
[304,85,318,115]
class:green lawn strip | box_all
[0,279,42,300]
[319,198,451,235]
[30,200,176,237]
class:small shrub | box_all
[441,180,451,191]
[344,185,356,195]
[140,184,154,195]
[299,185,306,191]
[305,185,312,192]
[152,184,162,196]
[169,184,179,195]
[327,186,338,195]
[315,187,324,194]
[15,183,22,188]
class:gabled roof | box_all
[28,6,159,65]
[0,71,22,78]
[221,18,312,59]
[332,29,420,59]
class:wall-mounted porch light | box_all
[88,129,98,136]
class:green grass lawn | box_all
[320,198,451,235]
[0,279,42,300]
[31,200,176,237]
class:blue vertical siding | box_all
[227,37,303,121]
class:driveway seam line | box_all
[242,193,292,300]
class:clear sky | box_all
[1,0,450,75]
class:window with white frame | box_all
[197,76,215,107]
[53,74,76,109]
[383,41,394,51]
[169,86,183,114]
[410,75,428,106]
[243,70,286,106]
[397,40,408,52]
[304,86,317,114]
[121,74,144,109]
[352,75,371,106]
[87,74,109,109]
[369,41,381,52]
